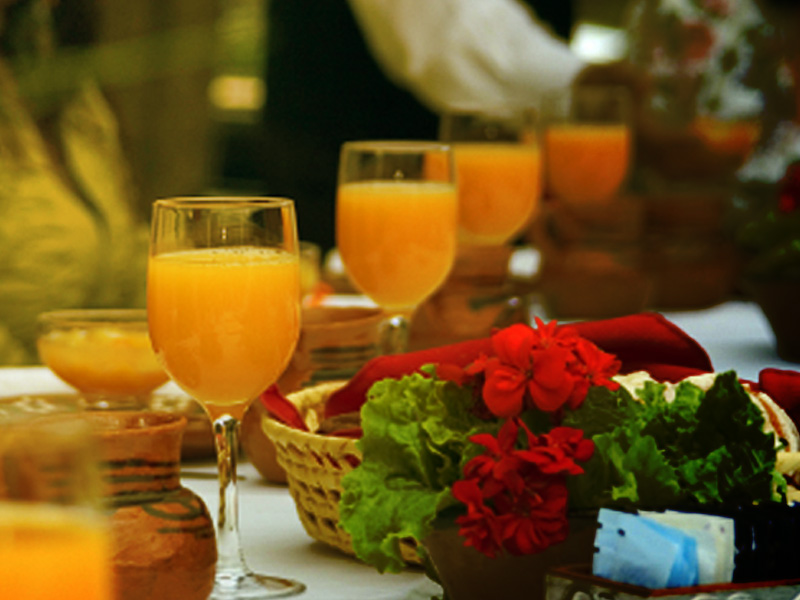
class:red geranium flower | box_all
[566,338,622,409]
[435,362,470,386]
[452,478,504,558]
[454,418,593,556]
[494,481,570,556]
[470,320,620,418]
[465,420,529,497]
[440,320,616,558]
[517,425,595,476]
[527,347,578,412]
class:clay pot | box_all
[532,198,652,319]
[423,514,597,600]
[87,411,217,600]
[277,305,383,394]
[643,191,739,310]
[411,244,530,349]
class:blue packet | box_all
[593,508,699,589]
[640,510,735,585]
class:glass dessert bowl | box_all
[37,308,169,399]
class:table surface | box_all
[0,300,796,600]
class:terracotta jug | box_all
[411,244,530,349]
[87,411,217,600]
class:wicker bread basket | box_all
[260,381,421,565]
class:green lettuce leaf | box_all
[566,371,784,509]
[338,367,489,572]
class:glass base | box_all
[209,570,306,599]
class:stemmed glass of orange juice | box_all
[0,414,113,600]
[147,197,304,598]
[336,141,459,354]
[543,85,633,205]
[439,108,543,246]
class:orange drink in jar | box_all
[336,180,457,311]
[542,86,632,205]
[0,503,113,600]
[544,123,631,204]
[36,309,168,396]
[0,414,113,600]
[336,141,458,354]
[147,197,305,597]
[438,108,542,245]
[452,142,541,245]
[147,246,300,419]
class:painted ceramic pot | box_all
[88,411,217,600]
[411,244,530,349]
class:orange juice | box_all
[147,247,300,416]
[337,180,458,310]
[452,142,542,245]
[0,503,113,600]
[37,327,168,395]
[545,123,630,204]
[690,116,760,161]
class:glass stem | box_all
[379,310,413,355]
[213,414,249,580]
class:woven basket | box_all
[261,381,421,565]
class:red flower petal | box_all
[436,363,468,385]
[528,351,576,412]
[492,324,535,369]
[483,363,528,418]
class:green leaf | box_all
[339,368,487,572]
[566,371,784,510]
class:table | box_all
[0,301,796,600]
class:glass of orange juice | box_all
[336,141,459,354]
[147,197,304,599]
[0,413,113,600]
[37,308,169,406]
[543,85,633,205]
[439,108,542,246]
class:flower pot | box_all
[747,280,800,363]
[87,412,217,600]
[422,514,597,600]
[411,244,530,349]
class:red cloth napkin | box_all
[260,384,308,430]
[758,368,800,428]
[324,312,714,419]
[261,311,800,433]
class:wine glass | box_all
[439,107,542,246]
[147,197,304,599]
[542,85,633,205]
[0,413,113,600]
[336,140,458,354]
[36,308,169,409]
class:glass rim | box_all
[152,196,296,210]
[341,140,452,153]
[440,103,536,117]
[37,308,148,325]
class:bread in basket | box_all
[260,381,421,565]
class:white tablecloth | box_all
[0,300,796,600]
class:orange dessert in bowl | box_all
[37,309,169,397]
